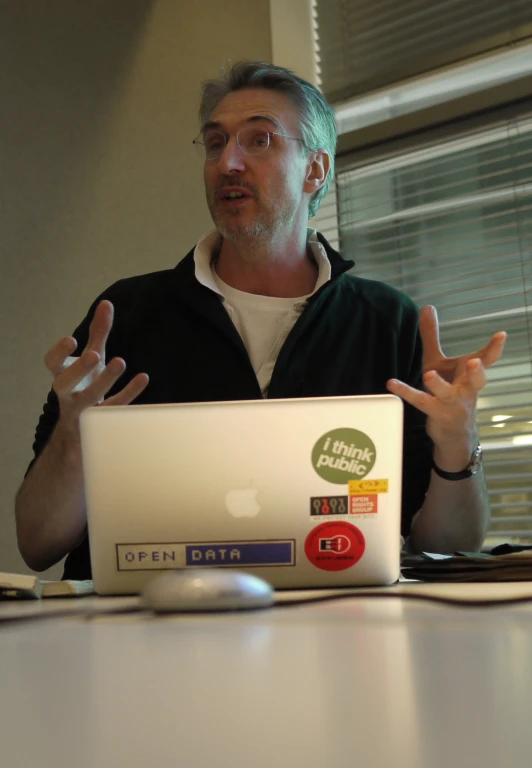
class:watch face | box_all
[470,445,483,474]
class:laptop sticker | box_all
[349,495,378,514]
[116,540,295,570]
[348,479,389,516]
[349,479,388,494]
[310,495,349,516]
[116,543,181,570]
[184,540,295,567]
[312,429,376,483]
[304,521,365,571]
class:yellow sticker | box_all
[349,479,388,494]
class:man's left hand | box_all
[387,305,507,471]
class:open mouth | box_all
[218,188,254,204]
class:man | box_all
[15,62,506,579]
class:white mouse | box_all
[141,569,275,612]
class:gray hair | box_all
[198,61,337,219]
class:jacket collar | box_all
[168,232,354,322]
[316,232,354,279]
[173,232,353,290]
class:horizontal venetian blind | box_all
[314,0,532,103]
[336,114,532,545]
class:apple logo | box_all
[225,483,261,518]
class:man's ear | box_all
[303,149,330,194]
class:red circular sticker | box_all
[304,521,365,571]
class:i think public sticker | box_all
[312,428,376,484]
[304,521,366,572]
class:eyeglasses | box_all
[193,126,305,160]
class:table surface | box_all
[1,581,532,768]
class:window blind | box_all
[336,114,532,545]
[314,0,532,103]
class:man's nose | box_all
[216,136,247,173]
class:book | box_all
[0,572,42,599]
[401,550,532,582]
[0,572,95,599]
[41,579,95,597]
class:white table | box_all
[1,582,532,768]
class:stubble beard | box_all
[212,210,268,241]
[208,196,292,244]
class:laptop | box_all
[79,395,404,594]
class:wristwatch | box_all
[432,444,483,481]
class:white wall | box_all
[0,0,272,577]
[269,0,318,85]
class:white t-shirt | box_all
[193,230,332,395]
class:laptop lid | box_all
[80,395,403,594]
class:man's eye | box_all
[250,131,269,148]
[204,133,225,151]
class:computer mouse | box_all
[141,569,275,613]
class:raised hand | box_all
[387,305,506,469]
[44,300,149,432]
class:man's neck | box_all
[214,230,318,298]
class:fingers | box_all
[53,352,148,410]
[44,337,78,376]
[419,304,507,377]
[423,358,486,396]
[449,331,507,370]
[86,300,114,361]
[104,373,150,406]
[465,358,488,390]
[52,351,102,396]
[45,299,114,377]
[44,301,148,415]
[476,331,507,369]
[77,358,127,405]
[388,355,488,419]
[422,371,454,402]
[53,355,125,403]
[420,358,486,401]
[387,378,438,418]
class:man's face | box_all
[202,88,312,242]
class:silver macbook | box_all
[79,395,404,594]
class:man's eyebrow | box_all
[200,115,284,133]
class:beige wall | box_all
[269,0,317,85]
[0,0,272,577]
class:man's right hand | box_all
[15,300,149,572]
[44,300,149,434]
